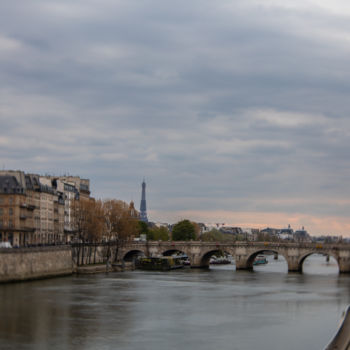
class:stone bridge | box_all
[118,241,350,273]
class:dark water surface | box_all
[0,255,349,350]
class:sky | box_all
[1,0,350,236]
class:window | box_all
[0,208,3,216]
[0,197,3,204]
[9,197,13,204]
[9,208,13,216]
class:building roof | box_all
[0,175,24,194]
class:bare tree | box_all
[103,199,139,263]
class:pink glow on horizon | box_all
[149,210,350,237]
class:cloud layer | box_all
[1,0,350,235]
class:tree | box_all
[192,222,201,239]
[73,198,104,242]
[138,221,149,237]
[136,222,169,241]
[200,229,237,242]
[103,199,139,264]
[148,226,169,241]
[103,199,139,241]
[201,229,226,242]
[172,220,196,241]
[72,198,105,265]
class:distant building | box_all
[294,227,311,242]
[128,201,139,219]
[278,224,294,240]
[219,226,243,235]
[260,227,280,236]
[313,235,342,244]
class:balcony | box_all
[20,215,27,220]
[20,203,27,208]
[20,227,35,232]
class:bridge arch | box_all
[123,249,145,262]
[298,251,339,273]
[199,248,235,268]
[245,249,288,271]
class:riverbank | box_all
[75,262,134,274]
[0,246,137,283]
[0,246,72,283]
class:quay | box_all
[325,305,350,350]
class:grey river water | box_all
[0,255,349,350]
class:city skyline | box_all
[1,1,350,236]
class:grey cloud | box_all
[1,0,350,234]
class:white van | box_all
[0,242,12,248]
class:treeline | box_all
[75,199,277,243]
[73,200,205,243]
[73,199,140,242]
[139,219,200,241]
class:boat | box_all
[135,256,184,271]
[210,256,232,265]
[183,259,191,266]
[253,255,268,265]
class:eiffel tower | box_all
[139,179,148,222]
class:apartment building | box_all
[0,170,91,247]
[0,171,37,246]
[42,176,91,242]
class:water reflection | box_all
[302,254,339,274]
[0,255,349,350]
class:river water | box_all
[0,255,349,350]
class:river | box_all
[0,254,349,350]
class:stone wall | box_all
[0,246,73,283]
[71,243,125,266]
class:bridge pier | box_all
[287,257,302,273]
[235,246,251,270]
[338,250,350,273]
[190,253,208,268]
[339,259,350,273]
[235,246,254,270]
[235,254,252,270]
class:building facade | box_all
[0,170,91,247]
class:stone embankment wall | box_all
[0,246,73,283]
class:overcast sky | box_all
[1,0,350,236]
